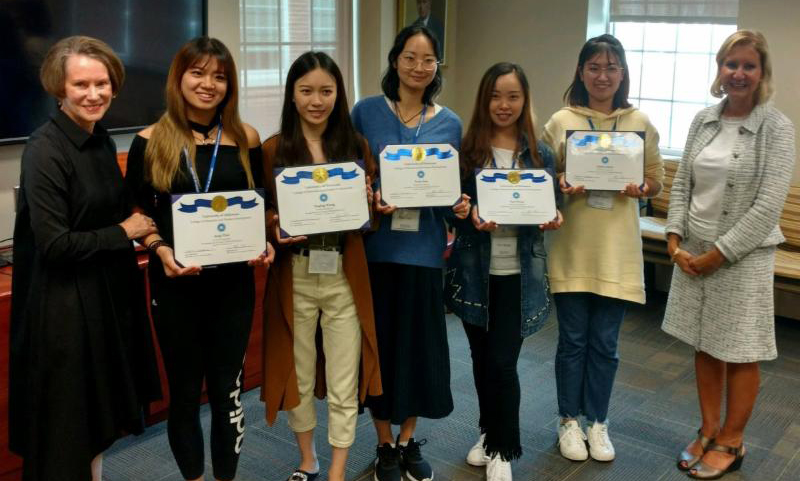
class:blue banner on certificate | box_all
[274,161,370,237]
[171,189,267,267]
[475,168,557,225]
[565,130,645,190]
[379,143,461,208]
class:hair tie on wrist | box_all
[147,239,171,252]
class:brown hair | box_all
[461,62,542,176]
[711,29,773,104]
[145,37,254,192]
[40,35,125,99]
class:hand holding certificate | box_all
[274,161,370,237]
[379,143,461,208]
[565,130,645,190]
[172,189,267,267]
[475,168,557,225]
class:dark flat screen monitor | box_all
[0,0,207,144]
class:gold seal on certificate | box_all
[379,143,461,208]
[274,161,370,237]
[565,130,645,190]
[211,195,228,212]
[171,189,267,267]
[412,146,426,162]
[312,166,329,183]
[475,168,557,225]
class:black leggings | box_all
[150,264,254,481]
[462,274,524,462]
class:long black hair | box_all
[276,51,362,167]
[563,34,632,110]
[381,25,443,105]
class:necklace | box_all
[393,101,424,125]
[189,118,221,145]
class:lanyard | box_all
[412,104,427,143]
[183,119,224,193]
[587,117,618,131]
[490,155,517,169]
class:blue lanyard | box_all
[183,119,224,193]
[412,104,427,144]
[587,117,618,131]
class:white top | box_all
[688,118,743,241]
[488,147,520,275]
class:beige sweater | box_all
[541,106,665,304]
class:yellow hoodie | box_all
[542,106,665,304]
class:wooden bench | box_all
[639,161,800,298]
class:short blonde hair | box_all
[40,36,125,99]
[711,29,773,104]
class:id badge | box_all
[587,191,615,210]
[391,208,421,232]
[491,236,518,257]
[308,250,339,274]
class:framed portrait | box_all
[397,0,448,64]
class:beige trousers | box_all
[288,254,362,448]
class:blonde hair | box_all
[711,29,773,104]
[40,36,125,99]
[145,37,254,192]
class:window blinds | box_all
[610,0,739,24]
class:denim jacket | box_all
[445,138,559,337]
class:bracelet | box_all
[670,247,683,263]
[147,239,171,252]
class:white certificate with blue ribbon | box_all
[274,161,370,237]
[379,143,461,208]
[476,168,557,225]
[565,130,645,190]
[171,189,267,266]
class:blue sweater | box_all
[351,95,463,268]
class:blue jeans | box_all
[554,292,627,423]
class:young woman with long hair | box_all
[125,36,272,481]
[350,24,470,481]
[445,62,562,481]
[260,51,382,481]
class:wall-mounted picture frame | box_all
[397,0,448,65]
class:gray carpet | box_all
[104,297,800,480]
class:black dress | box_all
[9,110,161,481]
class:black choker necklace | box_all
[188,117,220,138]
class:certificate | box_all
[274,161,370,237]
[379,143,461,208]
[171,189,267,267]
[565,130,645,190]
[475,168,557,225]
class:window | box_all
[608,0,739,155]
[238,0,352,138]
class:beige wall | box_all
[739,0,800,182]
[449,0,588,129]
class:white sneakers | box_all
[465,433,491,466]
[558,419,588,461]
[466,434,512,481]
[486,454,512,481]
[585,421,615,461]
[558,419,616,462]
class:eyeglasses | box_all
[397,54,440,71]
[584,65,624,77]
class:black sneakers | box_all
[287,469,318,481]
[399,438,433,481]
[374,442,402,481]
